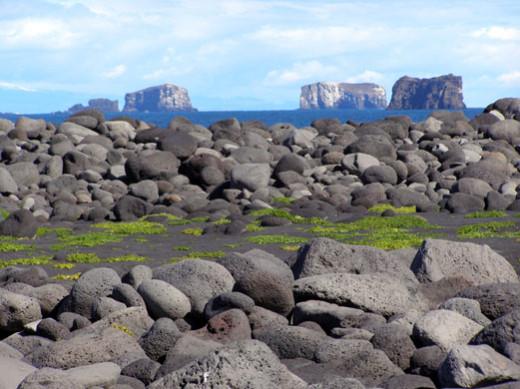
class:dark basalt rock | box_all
[388,74,466,110]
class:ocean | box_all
[0,108,484,129]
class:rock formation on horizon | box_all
[67,98,119,114]
[300,82,387,109]
[388,74,465,110]
[123,84,196,112]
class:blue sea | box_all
[1,108,484,128]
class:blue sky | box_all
[0,0,519,113]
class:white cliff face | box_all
[123,84,195,112]
[300,82,387,110]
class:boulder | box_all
[147,340,307,389]
[0,167,18,194]
[438,344,520,388]
[138,279,191,320]
[0,209,38,238]
[412,309,483,350]
[472,309,520,353]
[231,163,271,191]
[346,135,397,160]
[294,272,427,317]
[411,239,519,285]
[439,297,491,326]
[446,192,485,213]
[218,249,294,315]
[203,291,255,320]
[457,283,520,320]
[371,322,416,370]
[152,260,235,316]
[0,356,37,389]
[0,288,42,332]
[113,195,153,221]
[342,152,380,174]
[293,238,417,283]
[138,317,182,361]
[159,132,198,158]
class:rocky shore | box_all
[0,97,520,388]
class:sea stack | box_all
[67,98,119,114]
[388,74,465,110]
[123,84,196,112]
[300,82,387,110]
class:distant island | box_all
[300,82,387,110]
[387,74,465,110]
[66,98,119,114]
[300,74,465,110]
[123,84,197,112]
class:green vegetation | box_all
[249,208,304,223]
[36,226,73,238]
[53,272,81,281]
[368,204,416,214]
[306,214,439,250]
[111,322,134,337]
[51,232,123,251]
[94,220,166,235]
[0,255,53,269]
[65,252,147,264]
[457,221,519,239]
[247,234,309,245]
[246,221,264,233]
[0,208,10,219]
[273,196,295,205]
[182,250,225,259]
[182,227,204,236]
[54,263,75,270]
[189,216,210,223]
[0,241,32,253]
[224,243,241,249]
[174,245,191,251]
[213,218,231,225]
[465,210,508,219]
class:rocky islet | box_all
[0,97,519,387]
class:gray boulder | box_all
[138,279,191,320]
[411,239,519,285]
[0,356,37,389]
[138,317,182,361]
[457,283,520,320]
[439,297,491,326]
[446,192,485,213]
[7,162,40,187]
[253,324,325,359]
[152,260,235,316]
[218,249,294,315]
[293,238,417,283]
[413,309,483,350]
[472,309,520,353]
[70,267,121,319]
[438,344,520,388]
[17,367,82,389]
[294,272,427,317]
[0,288,42,332]
[147,340,307,389]
[0,209,38,238]
[0,167,18,194]
[342,153,379,174]
[66,362,121,387]
[371,322,416,370]
[231,163,271,191]
[292,300,365,331]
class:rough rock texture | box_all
[438,344,520,388]
[147,340,307,389]
[300,82,387,109]
[388,74,466,109]
[123,84,195,112]
[411,239,518,285]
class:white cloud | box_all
[471,26,520,41]
[347,70,385,83]
[264,60,339,86]
[0,81,36,92]
[103,64,127,79]
[0,18,81,49]
[498,71,520,85]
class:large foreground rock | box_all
[293,272,427,317]
[152,260,235,315]
[412,309,483,350]
[472,309,520,353]
[0,356,37,389]
[411,239,518,285]
[293,237,416,283]
[147,340,307,389]
[0,289,42,332]
[438,345,520,387]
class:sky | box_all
[0,0,519,113]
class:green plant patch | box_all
[111,322,134,337]
[213,218,231,225]
[107,254,147,263]
[180,250,226,259]
[368,204,417,214]
[182,228,204,236]
[53,272,81,281]
[273,196,295,205]
[170,257,198,264]
[0,241,33,253]
[224,243,241,249]
[54,263,75,270]
[65,252,147,264]
[189,216,210,223]
[0,208,10,219]
[247,234,308,245]
[94,221,166,235]
[36,227,73,238]
[347,229,441,250]
[249,208,305,223]
[246,221,264,233]
[51,232,123,250]
[457,221,519,239]
[174,245,191,251]
[464,210,508,219]
[280,244,301,252]
[0,255,53,269]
